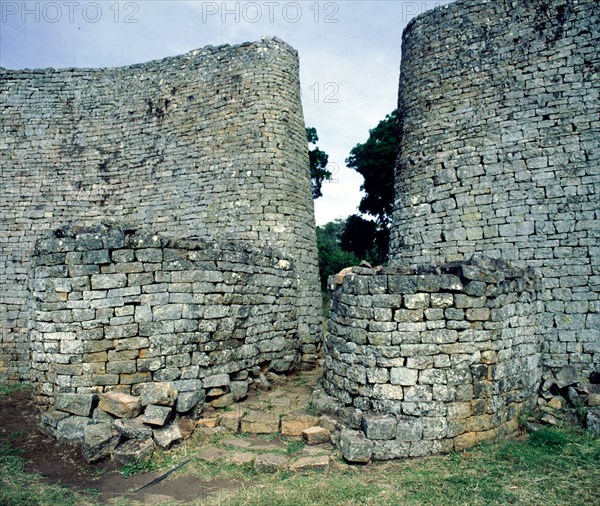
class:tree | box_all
[346,110,398,226]
[316,219,359,290]
[340,214,387,265]
[344,110,398,263]
[307,127,331,199]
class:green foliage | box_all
[285,440,305,454]
[119,458,156,477]
[340,214,388,265]
[0,383,28,397]
[316,219,360,290]
[527,427,567,450]
[346,110,398,226]
[307,127,331,199]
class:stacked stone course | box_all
[322,0,598,458]
[0,37,321,382]
[320,256,542,459]
[390,0,599,376]
[29,225,299,413]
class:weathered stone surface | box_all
[302,426,331,445]
[210,393,235,408]
[55,394,95,417]
[253,454,289,473]
[56,416,92,443]
[289,455,330,472]
[175,391,205,413]
[143,405,172,426]
[197,416,220,428]
[280,414,320,436]
[585,409,600,435]
[230,381,249,401]
[228,452,256,466]
[98,392,142,419]
[339,429,373,463]
[240,411,280,434]
[152,421,182,450]
[203,374,230,389]
[139,382,177,407]
[361,414,397,440]
[112,438,154,465]
[219,411,245,432]
[114,417,153,440]
[82,423,120,462]
[372,440,410,460]
[587,394,600,408]
[556,366,579,389]
[198,447,228,463]
[177,417,197,439]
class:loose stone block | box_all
[152,421,183,450]
[98,392,142,419]
[112,438,154,465]
[55,393,95,417]
[82,423,121,463]
[139,382,178,407]
[240,411,280,434]
[339,429,373,463]
[280,414,320,436]
[361,414,397,440]
[302,426,331,445]
[143,405,173,426]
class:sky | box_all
[0,0,452,225]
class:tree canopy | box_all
[307,127,331,199]
[345,110,398,226]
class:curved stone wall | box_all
[320,257,542,459]
[0,37,321,381]
[389,0,599,376]
[29,225,299,411]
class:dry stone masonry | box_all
[29,225,299,415]
[323,0,598,459]
[319,257,542,459]
[0,37,321,382]
[390,0,599,376]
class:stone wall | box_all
[0,37,321,382]
[29,225,299,412]
[389,0,599,376]
[319,257,541,459]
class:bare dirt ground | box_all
[0,388,244,504]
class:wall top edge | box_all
[0,35,297,74]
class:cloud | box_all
[0,0,453,225]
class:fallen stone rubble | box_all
[535,366,600,434]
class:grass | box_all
[0,382,28,397]
[1,382,599,505]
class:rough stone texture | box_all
[289,455,330,472]
[240,411,280,434]
[139,383,178,407]
[175,391,205,413]
[114,418,153,440]
[302,426,331,445]
[339,429,373,463]
[324,259,541,457]
[152,421,182,450]
[389,0,599,378]
[82,422,121,463]
[585,409,600,434]
[98,392,142,419]
[112,438,154,465]
[54,393,95,417]
[253,453,289,473]
[28,226,300,410]
[280,414,320,436]
[0,37,321,383]
[143,405,172,426]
